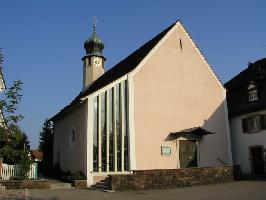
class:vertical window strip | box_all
[98,94,102,172]
[121,81,125,172]
[124,80,129,171]
[93,96,98,172]
[93,79,129,173]
[113,87,117,172]
[106,91,110,172]
[109,88,114,171]
[116,84,122,171]
[101,92,107,172]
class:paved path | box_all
[28,181,266,200]
[1,181,266,200]
[0,189,27,200]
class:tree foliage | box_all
[0,49,31,179]
[38,119,54,176]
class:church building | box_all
[52,20,233,186]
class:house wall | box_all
[230,110,266,175]
[133,24,231,170]
[53,102,87,175]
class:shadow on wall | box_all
[164,99,231,167]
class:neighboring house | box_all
[31,150,43,162]
[225,58,266,176]
[52,20,232,186]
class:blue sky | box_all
[0,0,265,148]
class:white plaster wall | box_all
[133,23,231,170]
[53,102,88,175]
[230,110,266,175]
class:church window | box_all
[101,92,107,172]
[69,127,76,148]
[92,79,129,173]
[93,97,99,172]
[116,84,122,171]
[123,80,129,171]
[109,88,114,171]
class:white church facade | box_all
[52,20,233,186]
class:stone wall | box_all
[110,166,241,190]
[73,180,87,189]
[0,180,51,189]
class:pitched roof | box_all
[224,57,266,117]
[224,58,266,90]
[31,150,43,160]
[51,21,177,121]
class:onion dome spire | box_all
[84,17,104,57]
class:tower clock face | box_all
[93,58,102,67]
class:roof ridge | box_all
[224,57,266,89]
[51,20,178,121]
[80,21,177,97]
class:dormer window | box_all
[249,90,258,101]
[248,82,258,102]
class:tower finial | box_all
[92,17,97,31]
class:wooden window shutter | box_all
[242,118,248,133]
[255,115,261,131]
[260,115,266,130]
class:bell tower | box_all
[82,18,105,90]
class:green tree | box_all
[38,119,54,176]
[0,49,31,179]
[17,132,31,151]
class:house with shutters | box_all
[51,20,233,186]
[225,58,266,176]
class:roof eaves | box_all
[51,20,180,122]
[178,21,224,90]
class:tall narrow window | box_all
[93,96,98,172]
[101,92,107,172]
[123,80,129,171]
[116,84,122,171]
[109,88,114,171]
[179,39,183,51]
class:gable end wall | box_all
[133,24,231,170]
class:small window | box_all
[249,90,258,101]
[69,127,76,148]
[242,115,264,133]
[247,117,258,131]
[178,39,183,51]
